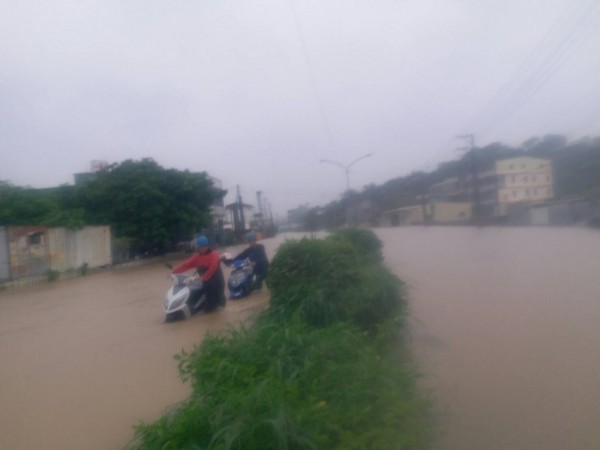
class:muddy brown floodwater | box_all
[0,240,281,450]
[1,229,599,449]
[376,226,600,450]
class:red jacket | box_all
[172,250,220,282]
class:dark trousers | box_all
[203,266,226,312]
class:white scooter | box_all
[163,263,206,322]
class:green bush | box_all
[46,269,60,282]
[267,236,404,334]
[326,228,383,264]
[130,321,431,450]
[267,237,360,295]
[79,262,89,276]
[128,233,432,450]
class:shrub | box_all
[79,262,89,276]
[326,228,383,264]
[46,269,60,282]
[130,321,431,450]
[267,236,405,334]
[267,237,360,327]
[128,233,432,450]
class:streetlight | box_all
[320,153,373,193]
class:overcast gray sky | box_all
[2,0,600,219]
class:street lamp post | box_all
[320,153,373,193]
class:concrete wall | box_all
[430,202,472,223]
[1,225,111,282]
[8,226,50,278]
[0,227,10,280]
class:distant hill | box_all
[310,134,600,228]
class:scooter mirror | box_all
[164,262,173,269]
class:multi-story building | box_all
[494,157,553,204]
[429,156,554,219]
[479,156,553,216]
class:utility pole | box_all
[236,185,246,236]
[456,134,481,223]
[256,190,263,230]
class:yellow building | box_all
[477,156,553,217]
[381,202,471,226]
[494,156,553,204]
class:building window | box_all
[513,190,517,197]
[547,175,550,182]
[526,189,530,197]
[532,175,537,182]
[523,176,528,182]
[28,232,43,245]
[511,176,515,183]
[533,189,538,196]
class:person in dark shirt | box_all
[172,235,226,312]
[233,232,269,289]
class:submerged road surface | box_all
[0,241,279,450]
[377,226,600,450]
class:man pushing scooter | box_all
[171,235,226,312]
[231,232,269,290]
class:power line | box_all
[470,0,600,139]
[288,0,338,157]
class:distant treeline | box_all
[307,134,600,229]
[0,158,223,254]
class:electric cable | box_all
[288,0,338,158]
[470,0,600,139]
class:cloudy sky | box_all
[2,0,600,219]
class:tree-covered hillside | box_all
[307,134,600,229]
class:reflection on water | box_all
[376,226,600,450]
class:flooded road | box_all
[377,227,600,450]
[0,241,277,450]
[1,229,599,449]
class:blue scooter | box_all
[226,258,255,299]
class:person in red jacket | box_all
[172,235,225,312]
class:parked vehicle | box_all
[225,257,255,299]
[163,263,206,322]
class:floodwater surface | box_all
[0,241,276,450]
[1,229,599,449]
[377,226,600,450]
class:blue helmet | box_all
[196,235,209,247]
[246,232,257,242]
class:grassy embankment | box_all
[128,229,433,449]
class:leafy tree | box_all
[79,158,219,254]
[0,182,61,225]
